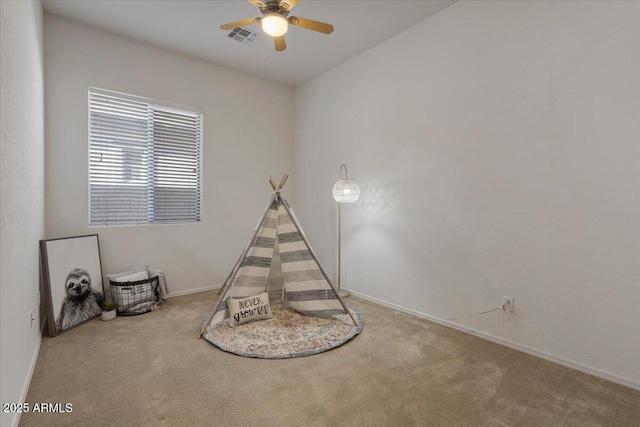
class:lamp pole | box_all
[337,201,347,297]
[333,164,359,299]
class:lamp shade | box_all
[333,164,360,204]
[262,14,288,37]
[332,178,360,202]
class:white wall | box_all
[0,1,45,426]
[294,1,640,388]
[44,14,294,294]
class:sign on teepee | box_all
[200,174,357,337]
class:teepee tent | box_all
[200,175,357,336]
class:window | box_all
[89,88,202,225]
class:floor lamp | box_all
[332,164,360,298]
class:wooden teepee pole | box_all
[278,173,289,190]
[269,175,278,192]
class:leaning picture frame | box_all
[40,234,104,336]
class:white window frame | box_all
[88,87,203,227]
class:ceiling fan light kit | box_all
[221,0,334,52]
[262,14,288,37]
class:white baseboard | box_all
[346,289,640,391]
[166,284,221,298]
[12,332,43,427]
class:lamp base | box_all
[337,288,351,299]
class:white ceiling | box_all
[41,0,456,87]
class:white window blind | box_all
[89,88,202,225]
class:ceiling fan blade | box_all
[288,16,334,34]
[274,36,286,52]
[279,0,300,11]
[247,0,266,9]
[220,18,259,30]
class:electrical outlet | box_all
[502,296,515,313]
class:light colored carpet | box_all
[21,291,639,426]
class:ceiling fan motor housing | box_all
[261,1,290,18]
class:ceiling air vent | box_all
[228,27,259,45]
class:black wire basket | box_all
[109,275,160,316]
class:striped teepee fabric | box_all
[277,203,344,316]
[208,194,348,327]
[210,198,278,325]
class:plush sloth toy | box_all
[55,268,103,332]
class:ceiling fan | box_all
[220,0,334,52]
